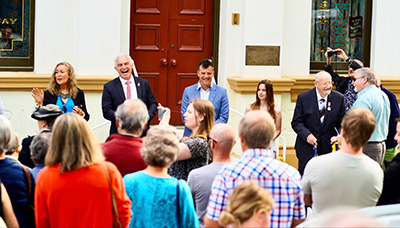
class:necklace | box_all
[60,93,69,99]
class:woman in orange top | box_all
[35,113,132,227]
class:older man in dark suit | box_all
[291,71,345,175]
[102,54,157,136]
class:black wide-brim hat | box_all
[31,104,63,121]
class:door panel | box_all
[130,0,212,125]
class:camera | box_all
[158,109,165,120]
[328,50,338,57]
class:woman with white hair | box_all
[123,125,199,227]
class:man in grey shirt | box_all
[302,107,383,217]
[187,123,235,227]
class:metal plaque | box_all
[246,46,280,66]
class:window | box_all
[0,0,35,71]
[310,0,372,73]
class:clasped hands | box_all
[306,134,340,146]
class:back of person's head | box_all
[341,107,375,150]
[191,99,215,136]
[115,99,149,134]
[354,67,378,85]
[46,113,104,172]
[353,59,364,68]
[239,110,275,149]
[31,104,63,129]
[0,115,16,153]
[30,131,52,165]
[141,125,180,167]
[5,132,20,155]
[219,182,274,228]
[209,123,236,156]
[198,58,214,70]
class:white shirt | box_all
[119,76,138,100]
[197,81,213,100]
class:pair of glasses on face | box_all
[207,135,218,144]
[319,81,333,86]
[352,76,363,82]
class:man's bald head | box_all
[239,110,275,149]
[209,123,236,157]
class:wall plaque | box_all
[246,46,280,66]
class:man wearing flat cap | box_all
[18,104,63,168]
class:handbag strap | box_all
[103,163,122,228]
[22,166,34,211]
[0,178,3,218]
[176,179,180,227]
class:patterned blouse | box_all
[168,137,210,181]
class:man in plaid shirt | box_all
[204,110,306,228]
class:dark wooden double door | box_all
[130,0,213,124]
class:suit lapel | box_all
[208,84,216,102]
[133,77,143,99]
[321,93,332,128]
[311,89,320,122]
[114,78,126,102]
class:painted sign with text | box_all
[0,0,30,57]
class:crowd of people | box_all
[0,52,399,228]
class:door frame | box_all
[211,0,220,83]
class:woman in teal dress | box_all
[31,62,90,120]
[123,125,199,228]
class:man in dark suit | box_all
[102,54,157,136]
[291,71,345,175]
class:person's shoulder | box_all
[103,161,119,172]
[76,87,84,93]
[22,135,34,144]
[189,163,212,177]
[123,171,144,184]
[134,76,150,84]
[330,89,345,98]
[185,83,198,90]
[213,83,227,91]
[269,159,301,177]
[177,178,191,191]
[299,88,315,97]
[43,90,52,96]
[104,77,120,86]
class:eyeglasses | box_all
[207,135,218,144]
[318,81,333,86]
[352,77,363,82]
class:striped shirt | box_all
[206,148,305,227]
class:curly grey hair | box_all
[141,125,180,167]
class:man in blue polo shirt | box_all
[352,68,390,165]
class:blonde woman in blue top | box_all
[32,62,90,121]
[123,125,199,228]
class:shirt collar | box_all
[197,81,213,91]
[315,88,327,101]
[357,84,375,98]
[119,75,134,85]
[241,148,274,158]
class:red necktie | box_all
[126,81,131,100]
